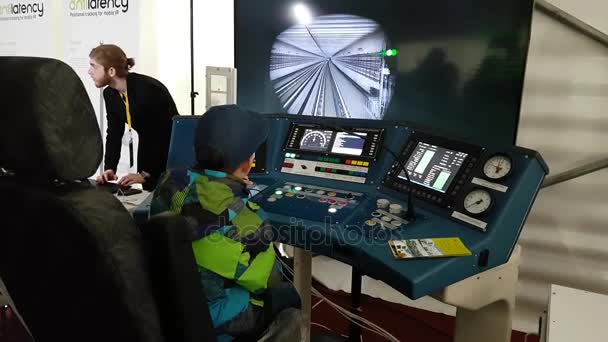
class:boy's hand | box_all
[96,169,117,183]
[242,176,253,185]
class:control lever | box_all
[320,123,416,222]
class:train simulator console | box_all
[166,114,548,342]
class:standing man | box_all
[89,44,179,190]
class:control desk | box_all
[167,114,548,299]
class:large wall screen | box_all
[235,0,534,145]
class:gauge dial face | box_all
[300,131,328,150]
[463,189,492,215]
[483,154,512,180]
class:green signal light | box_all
[385,49,398,57]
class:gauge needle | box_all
[494,163,502,173]
[465,199,483,208]
[466,199,484,208]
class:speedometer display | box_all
[300,129,332,151]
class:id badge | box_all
[128,129,134,168]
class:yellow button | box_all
[363,161,369,167]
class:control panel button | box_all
[377,199,390,209]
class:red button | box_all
[326,168,332,173]
[282,162,294,168]
[346,160,352,165]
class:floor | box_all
[310,285,540,342]
[0,288,540,342]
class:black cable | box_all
[319,124,416,222]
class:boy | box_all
[150,105,301,340]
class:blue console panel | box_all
[167,114,548,299]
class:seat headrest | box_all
[0,57,102,181]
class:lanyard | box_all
[120,92,134,168]
[120,93,132,130]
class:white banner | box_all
[64,0,139,117]
[63,0,140,175]
[0,0,53,57]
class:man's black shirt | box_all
[103,72,178,189]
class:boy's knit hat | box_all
[194,105,270,170]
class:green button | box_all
[332,169,337,173]
[320,168,326,172]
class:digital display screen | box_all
[299,129,334,152]
[331,132,367,156]
[399,142,468,193]
[235,0,534,145]
[285,123,382,158]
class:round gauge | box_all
[463,189,493,216]
[483,154,513,180]
[300,131,328,150]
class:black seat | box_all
[0,56,301,342]
[0,57,163,342]
[141,212,216,341]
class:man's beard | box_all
[95,73,112,88]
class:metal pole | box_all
[535,0,608,49]
[189,0,198,115]
[294,248,312,342]
[541,157,608,189]
[349,267,362,342]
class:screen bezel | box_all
[399,141,469,194]
[250,141,268,173]
[385,131,483,206]
[283,122,384,160]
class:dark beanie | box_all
[194,105,270,170]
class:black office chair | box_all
[0,57,164,342]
